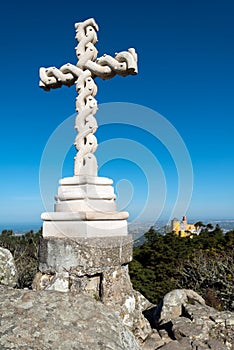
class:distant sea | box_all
[0,222,42,234]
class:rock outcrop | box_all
[143,289,234,350]
[0,285,141,350]
[1,246,233,350]
[0,247,18,287]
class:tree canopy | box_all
[129,226,234,311]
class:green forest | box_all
[129,225,234,311]
[0,225,233,311]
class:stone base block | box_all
[42,219,128,238]
[39,235,133,275]
[35,235,153,342]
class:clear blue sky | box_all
[0,0,233,227]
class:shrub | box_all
[0,229,42,288]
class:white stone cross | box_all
[39,18,138,177]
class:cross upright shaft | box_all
[39,18,138,177]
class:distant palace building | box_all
[170,216,199,237]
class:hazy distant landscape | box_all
[1,219,233,237]
[129,219,234,244]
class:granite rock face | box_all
[143,289,234,350]
[101,265,152,341]
[0,247,18,287]
[0,285,141,350]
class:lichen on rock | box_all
[0,247,18,287]
[0,285,141,350]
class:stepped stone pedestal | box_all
[41,175,129,238]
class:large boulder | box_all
[145,289,234,350]
[0,285,141,350]
[158,289,205,324]
[0,247,18,287]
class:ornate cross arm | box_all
[39,49,137,90]
[86,48,138,79]
[39,18,138,177]
[39,64,83,90]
